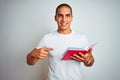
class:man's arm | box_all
[26,48,53,65]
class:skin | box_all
[26,6,94,67]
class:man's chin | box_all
[61,25,68,28]
[58,25,70,30]
[60,27,67,30]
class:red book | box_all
[61,42,98,60]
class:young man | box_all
[27,3,94,80]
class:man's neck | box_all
[57,29,72,35]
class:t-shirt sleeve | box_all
[35,35,46,49]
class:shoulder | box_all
[44,31,57,37]
[41,31,58,40]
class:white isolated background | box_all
[0,0,120,80]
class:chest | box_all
[45,36,87,57]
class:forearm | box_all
[26,52,39,65]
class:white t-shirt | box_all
[36,31,88,80]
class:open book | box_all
[61,42,98,60]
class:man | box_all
[26,3,94,80]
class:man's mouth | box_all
[61,22,67,26]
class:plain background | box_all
[0,0,120,80]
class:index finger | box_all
[44,48,54,51]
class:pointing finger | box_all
[44,48,54,51]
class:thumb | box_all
[88,48,92,53]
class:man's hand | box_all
[33,48,53,59]
[26,48,53,65]
[71,48,94,67]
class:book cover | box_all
[61,42,98,60]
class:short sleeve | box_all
[35,35,46,49]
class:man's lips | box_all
[61,22,67,26]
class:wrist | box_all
[84,60,90,65]
[31,53,38,59]
[86,60,91,65]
